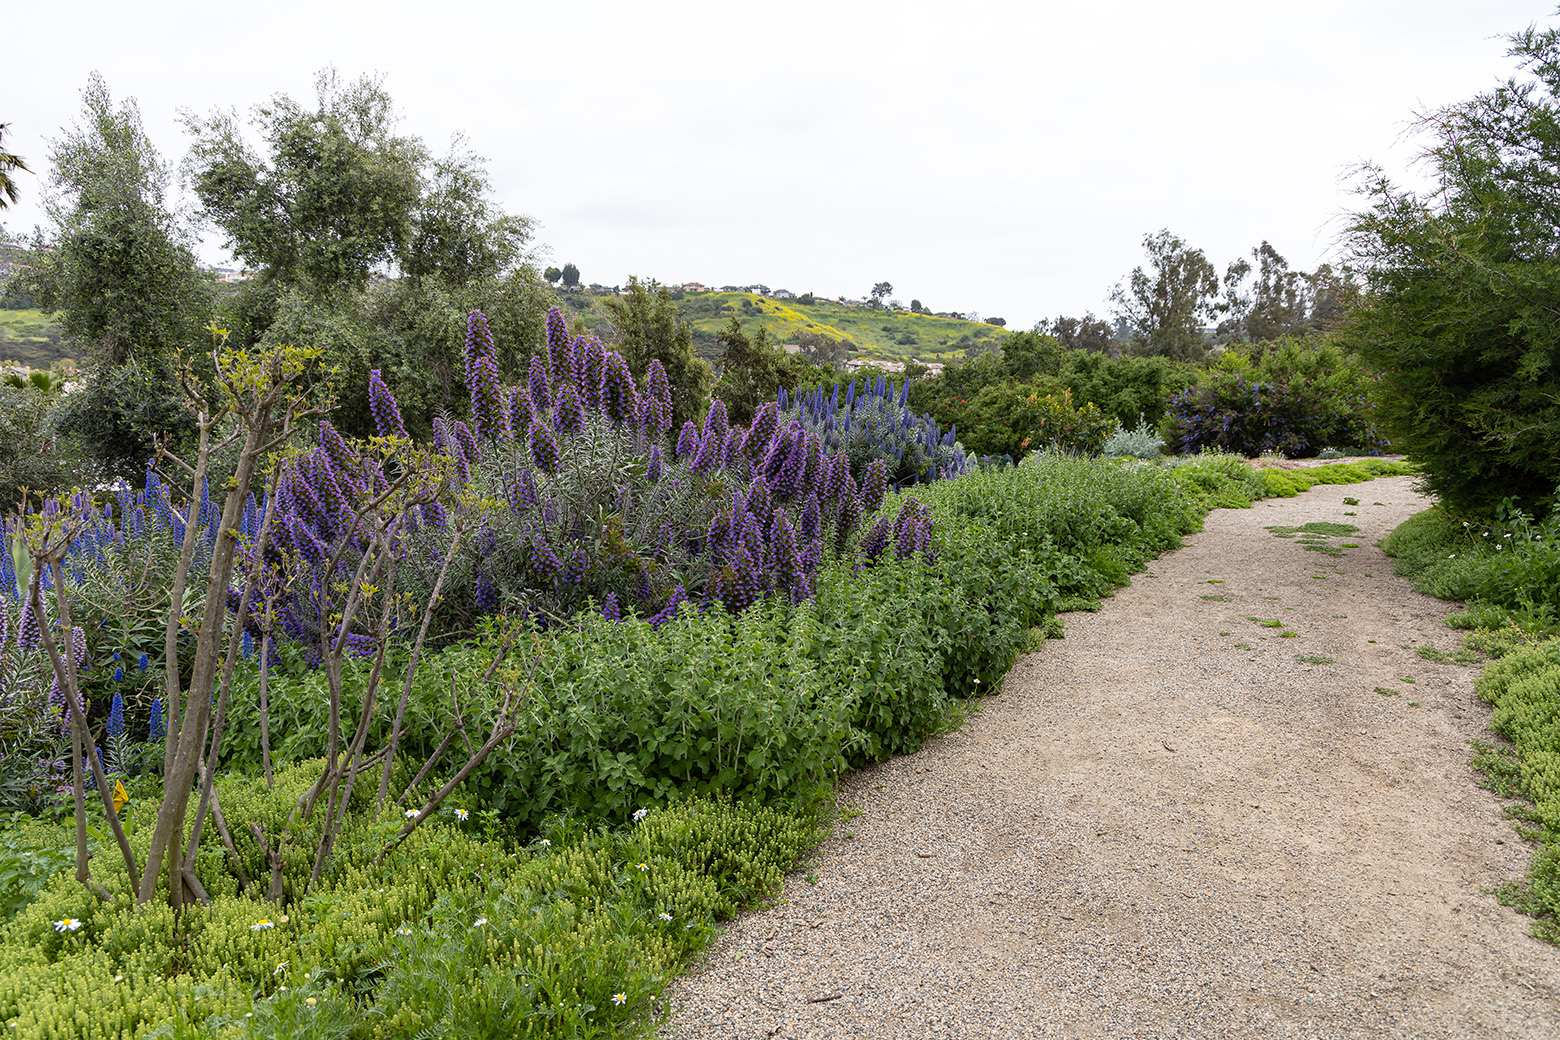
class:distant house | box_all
[772,289,796,299]
[719,285,740,292]
[843,358,905,374]
[681,282,709,293]
[749,284,770,296]
[780,344,801,355]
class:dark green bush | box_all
[1165,338,1385,458]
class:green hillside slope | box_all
[0,309,75,370]
[556,289,1010,363]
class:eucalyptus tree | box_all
[1109,229,1219,361]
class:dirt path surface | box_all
[661,475,1560,1039]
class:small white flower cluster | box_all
[632,807,648,822]
[52,919,82,933]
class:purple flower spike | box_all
[368,369,409,440]
[645,360,674,434]
[509,384,533,433]
[859,513,894,563]
[17,596,39,650]
[318,420,358,476]
[568,334,587,389]
[800,491,822,544]
[649,584,687,629]
[744,403,779,460]
[464,310,508,441]
[702,399,728,448]
[583,338,606,409]
[676,421,699,462]
[529,354,552,415]
[862,458,889,513]
[601,351,640,424]
[646,444,664,483]
[554,383,586,439]
[601,592,621,621]
[691,429,719,475]
[723,428,745,470]
[545,306,571,374]
[834,481,862,552]
[529,421,560,472]
[746,476,773,528]
[530,537,563,582]
[516,467,539,511]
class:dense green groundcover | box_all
[1381,500,1560,941]
[0,454,1416,1038]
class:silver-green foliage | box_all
[1103,415,1165,459]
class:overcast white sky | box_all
[4,1,1552,329]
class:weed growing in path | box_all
[1267,521,1361,557]
[1296,654,1335,665]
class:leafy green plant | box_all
[1102,415,1165,459]
[1013,388,1114,456]
[1164,338,1386,458]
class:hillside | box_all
[555,289,1011,364]
[0,309,75,370]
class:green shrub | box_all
[1165,338,1385,458]
[1475,639,1560,940]
[0,795,821,1038]
[1103,415,1165,459]
[1014,388,1114,456]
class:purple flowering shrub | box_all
[780,376,970,489]
[0,475,207,775]
[379,307,918,633]
[1165,340,1386,458]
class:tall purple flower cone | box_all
[554,383,586,439]
[862,458,889,513]
[464,310,509,440]
[529,421,560,472]
[676,421,699,462]
[601,351,640,424]
[545,306,572,383]
[528,354,552,415]
[16,595,39,650]
[368,369,409,440]
[702,399,729,449]
[645,360,673,434]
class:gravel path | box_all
[660,475,1560,1039]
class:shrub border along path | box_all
[662,475,1560,1039]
